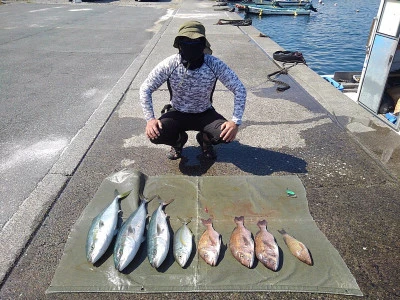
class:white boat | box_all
[322,0,400,130]
[321,72,361,101]
[235,1,316,11]
[245,4,313,15]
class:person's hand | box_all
[220,121,239,142]
[146,119,162,140]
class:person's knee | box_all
[209,136,228,145]
[217,139,230,145]
[149,136,162,145]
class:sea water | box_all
[235,0,381,75]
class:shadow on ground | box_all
[177,141,307,176]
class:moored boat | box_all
[235,0,313,9]
[235,3,250,10]
[320,0,400,130]
[258,0,312,6]
[245,4,314,15]
[321,72,361,95]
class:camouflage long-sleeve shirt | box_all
[139,54,246,125]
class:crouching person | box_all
[139,20,246,160]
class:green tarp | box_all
[47,169,362,296]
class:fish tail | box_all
[140,194,157,203]
[163,198,175,206]
[257,219,267,228]
[117,190,132,199]
[201,218,212,226]
[178,217,192,225]
[234,216,244,224]
[155,195,174,206]
[277,228,287,235]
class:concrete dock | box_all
[0,0,399,298]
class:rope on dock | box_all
[267,63,301,92]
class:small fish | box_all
[113,194,155,271]
[86,190,131,264]
[198,218,221,266]
[278,228,313,266]
[147,198,174,268]
[255,220,280,271]
[173,217,193,268]
[229,216,255,268]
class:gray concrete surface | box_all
[0,1,167,229]
[0,0,399,299]
[0,0,178,286]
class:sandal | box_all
[167,132,188,160]
[196,132,217,159]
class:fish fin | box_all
[209,235,218,246]
[178,217,192,225]
[277,228,287,235]
[257,219,267,228]
[156,195,164,206]
[117,190,132,200]
[234,216,244,224]
[209,232,221,246]
[201,218,212,226]
[164,198,175,206]
[242,236,251,246]
[157,196,174,207]
[140,194,157,203]
[128,225,135,235]
[156,224,164,235]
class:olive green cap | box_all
[173,21,212,54]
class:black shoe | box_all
[196,132,217,159]
[167,132,188,160]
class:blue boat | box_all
[245,4,316,15]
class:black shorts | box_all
[152,107,227,147]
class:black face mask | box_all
[179,40,205,69]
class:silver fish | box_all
[147,198,174,268]
[198,218,221,266]
[113,194,155,271]
[86,190,131,264]
[255,219,280,271]
[173,217,193,268]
